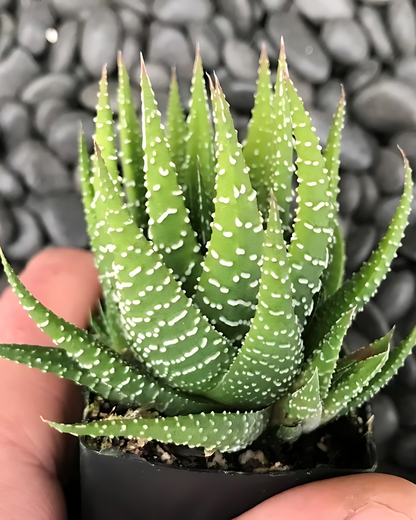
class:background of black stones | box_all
[0,0,415,482]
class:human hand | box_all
[0,248,415,520]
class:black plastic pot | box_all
[79,408,377,520]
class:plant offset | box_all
[1,43,415,454]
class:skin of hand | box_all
[0,248,414,520]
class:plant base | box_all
[79,407,376,520]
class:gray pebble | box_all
[218,0,253,36]
[153,0,213,25]
[49,20,79,73]
[266,11,331,84]
[188,24,221,70]
[354,174,379,222]
[361,0,390,3]
[47,111,95,165]
[261,0,287,11]
[118,8,144,37]
[29,193,89,248]
[21,73,76,105]
[399,225,416,262]
[316,79,342,113]
[388,0,416,56]
[211,15,235,42]
[374,270,415,323]
[294,0,354,23]
[111,0,150,16]
[358,6,394,63]
[0,198,14,248]
[354,301,391,341]
[321,19,369,66]
[223,39,258,81]
[51,0,106,18]
[81,7,121,78]
[345,59,380,93]
[352,79,416,133]
[5,208,44,262]
[308,109,374,170]
[397,352,416,389]
[0,48,40,98]
[35,98,69,136]
[121,36,142,73]
[375,147,406,195]
[375,196,403,231]
[371,394,400,446]
[7,140,71,194]
[396,56,416,90]
[222,78,256,113]
[0,102,31,150]
[0,12,15,60]
[394,432,416,469]
[395,392,416,428]
[0,163,25,202]
[148,22,193,80]
[346,224,377,272]
[17,0,54,56]
[338,173,361,216]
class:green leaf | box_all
[206,193,303,408]
[347,326,416,411]
[166,67,188,190]
[92,146,236,395]
[319,221,345,301]
[319,91,346,300]
[117,52,146,229]
[195,156,212,249]
[243,45,277,220]
[323,88,345,225]
[271,42,294,229]
[0,344,117,400]
[275,369,322,440]
[141,58,203,296]
[183,48,216,244]
[332,328,394,386]
[89,301,111,343]
[300,308,355,400]
[281,45,333,327]
[0,251,217,415]
[193,76,264,342]
[95,65,119,182]
[79,132,129,355]
[322,351,389,423]
[306,153,413,352]
[46,407,272,453]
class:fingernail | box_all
[349,503,410,520]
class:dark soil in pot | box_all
[79,400,376,520]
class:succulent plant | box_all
[0,42,415,454]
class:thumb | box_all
[236,473,416,519]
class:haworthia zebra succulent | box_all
[0,43,414,456]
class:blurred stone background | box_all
[0,0,415,481]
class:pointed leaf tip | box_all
[340,84,346,104]
[278,38,289,77]
[195,42,201,61]
[398,146,410,169]
[117,50,124,67]
[140,53,147,78]
[260,42,269,63]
